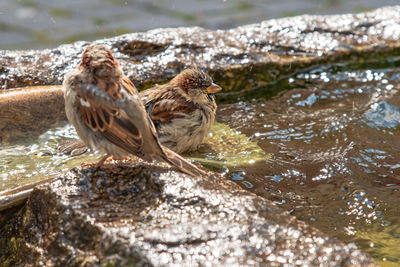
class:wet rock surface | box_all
[1,6,400,142]
[1,6,400,92]
[1,160,374,266]
[0,86,65,143]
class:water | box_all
[0,120,269,191]
[0,122,103,191]
[217,59,400,266]
[1,59,400,265]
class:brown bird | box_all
[62,44,205,177]
[141,68,222,154]
[60,68,221,155]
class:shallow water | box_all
[217,59,400,266]
[1,59,400,265]
[0,121,268,191]
[0,122,102,191]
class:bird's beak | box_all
[206,83,222,94]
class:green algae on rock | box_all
[190,122,271,169]
[54,122,270,170]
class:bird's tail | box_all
[161,146,206,177]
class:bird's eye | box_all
[83,56,91,65]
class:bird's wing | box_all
[142,86,196,126]
[77,76,151,156]
[77,78,206,177]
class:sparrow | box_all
[60,68,222,155]
[141,68,222,154]
[63,44,205,177]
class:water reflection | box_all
[0,122,102,191]
[217,61,400,265]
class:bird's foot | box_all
[81,155,114,169]
[81,162,97,168]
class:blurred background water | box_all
[0,0,399,50]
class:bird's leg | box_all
[95,154,111,168]
[81,154,111,168]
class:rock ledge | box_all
[1,161,374,266]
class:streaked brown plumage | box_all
[142,68,222,153]
[61,68,221,156]
[63,44,205,177]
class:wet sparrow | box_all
[60,68,222,155]
[63,44,205,177]
[141,68,222,154]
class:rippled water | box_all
[217,59,400,266]
[0,120,267,191]
[1,59,400,265]
[0,122,103,190]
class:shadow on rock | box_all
[1,160,374,266]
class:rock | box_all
[0,160,374,266]
[1,6,400,142]
[0,86,65,143]
[1,6,400,92]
